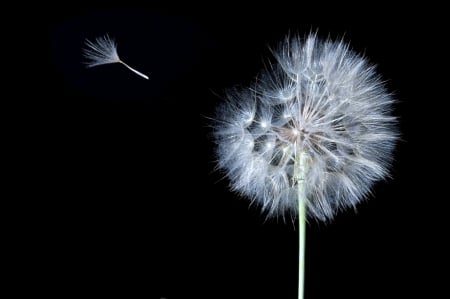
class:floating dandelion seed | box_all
[213,33,398,299]
[83,34,149,80]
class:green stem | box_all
[295,151,309,299]
[298,188,306,299]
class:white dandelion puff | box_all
[215,33,397,221]
[83,34,149,80]
[213,33,398,299]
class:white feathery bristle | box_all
[83,34,120,68]
[214,34,398,221]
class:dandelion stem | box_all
[119,61,149,80]
[295,150,309,299]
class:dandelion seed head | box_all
[214,34,398,221]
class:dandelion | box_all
[83,34,149,80]
[213,33,397,299]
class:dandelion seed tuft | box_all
[83,34,149,80]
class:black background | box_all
[38,3,441,298]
